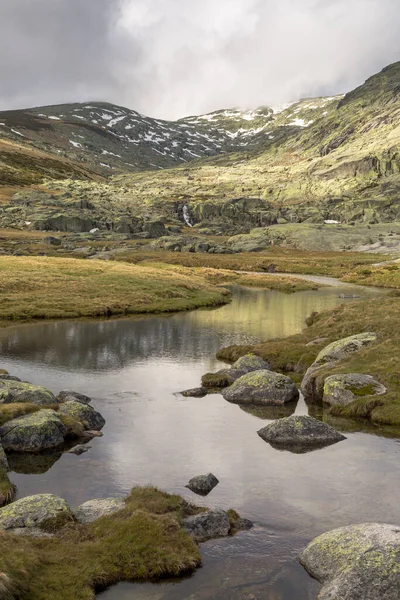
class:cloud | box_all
[0,0,399,118]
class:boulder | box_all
[202,368,244,389]
[222,370,299,406]
[231,354,271,373]
[323,374,387,408]
[299,523,400,600]
[257,415,346,453]
[301,333,377,400]
[180,387,208,398]
[0,374,21,382]
[57,390,92,404]
[186,473,219,496]
[0,494,71,530]
[57,401,105,431]
[182,509,230,541]
[0,444,9,471]
[0,410,67,452]
[0,380,56,405]
[74,498,125,524]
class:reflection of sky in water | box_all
[0,284,396,600]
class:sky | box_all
[0,0,399,119]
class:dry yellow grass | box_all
[0,256,230,322]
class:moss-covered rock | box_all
[301,333,377,401]
[57,390,92,404]
[257,415,346,453]
[323,373,387,407]
[222,370,299,406]
[299,523,400,600]
[231,354,271,373]
[57,400,105,431]
[0,380,56,405]
[0,410,67,452]
[0,494,71,531]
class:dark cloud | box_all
[0,0,399,118]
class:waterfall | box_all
[183,205,193,227]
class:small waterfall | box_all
[183,205,193,227]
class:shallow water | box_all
[1,282,398,600]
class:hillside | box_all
[0,62,399,253]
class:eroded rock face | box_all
[183,509,230,541]
[57,400,105,431]
[0,410,67,452]
[299,523,400,600]
[231,354,271,373]
[222,370,299,406]
[0,380,56,405]
[257,415,346,453]
[301,333,377,401]
[323,374,387,407]
[186,473,219,496]
[74,498,125,524]
[0,494,71,530]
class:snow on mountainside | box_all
[0,96,342,176]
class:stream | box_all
[1,279,399,600]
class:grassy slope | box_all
[0,487,203,600]
[0,256,230,322]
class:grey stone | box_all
[323,374,387,407]
[231,354,271,373]
[0,380,56,405]
[299,523,400,600]
[75,498,125,524]
[57,400,105,431]
[186,473,219,496]
[257,415,346,453]
[0,444,9,471]
[68,444,91,455]
[0,410,67,452]
[222,370,299,406]
[0,494,71,530]
[57,390,92,404]
[182,509,230,541]
[180,387,208,398]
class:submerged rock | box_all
[301,332,377,401]
[222,370,299,406]
[183,509,230,541]
[257,415,346,453]
[68,444,91,455]
[0,380,56,405]
[186,473,219,496]
[57,390,92,404]
[323,373,387,407]
[0,410,67,452]
[75,498,125,524]
[180,387,208,398]
[299,523,400,600]
[0,494,71,530]
[231,354,271,373]
[58,400,105,431]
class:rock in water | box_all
[74,498,125,523]
[257,415,346,453]
[231,354,271,373]
[180,387,208,398]
[186,473,219,496]
[299,523,400,600]
[57,400,105,431]
[68,444,91,455]
[301,333,377,401]
[222,370,299,406]
[323,373,387,407]
[182,509,230,541]
[0,380,56,405]
[0,494,71,530]
[57,390,92,404]
[0,410,67,452]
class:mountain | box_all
[0,62,399,250]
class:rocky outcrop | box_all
[57,400,105,431]
[0,380,56,405]
[257,415,346,453]
[299,523,400,600]
[0,410,67,452]
[185,473,219,496]
[0,494,71,530]
[74,498,125,524]
[301,333,377,401]
[182,509,231,541]
[323,373,387,407]
[222,370,299,406]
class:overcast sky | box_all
[0,0,399,119]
